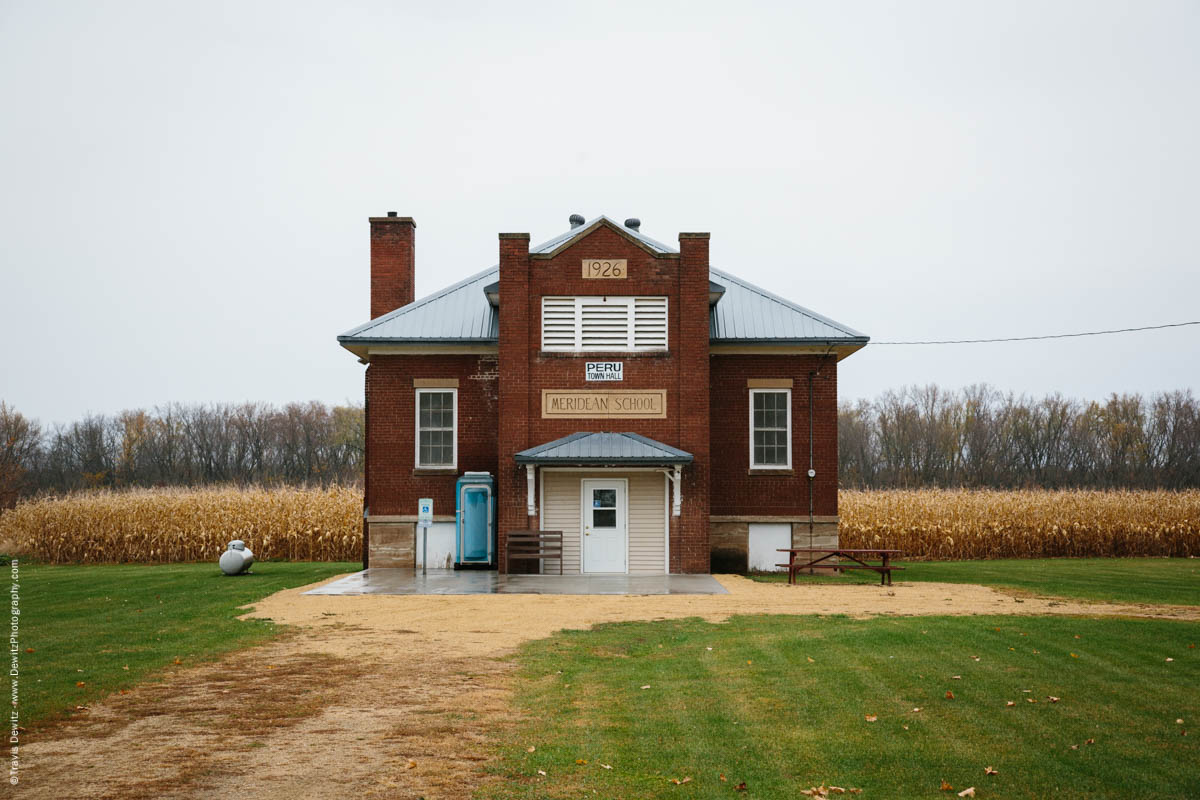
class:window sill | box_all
[748,468,794,476]
[413,468,458,476]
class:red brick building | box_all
[339,214,868,574]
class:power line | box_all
[872,320,1200,345]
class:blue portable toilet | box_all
[455,472,495,568]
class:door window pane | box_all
[592,489,617,508]
[592,509,617,528]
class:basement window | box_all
[749,388,791,469]
[542,296,668,352]
[415,388,457,469]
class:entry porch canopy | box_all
[514,432,693,517]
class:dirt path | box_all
[21,576,1199,799]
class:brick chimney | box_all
[370,213,416,319]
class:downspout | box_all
[806,347,835,573]
[807,369,815,570]
[362,361,370,572]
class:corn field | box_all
[0,486,363,564]
[2,486,1198,564]
[839,489,1200,560]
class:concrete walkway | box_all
[303,567,728,595]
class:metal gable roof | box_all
[514,432,694,465]
[708,268,868,344]
[338,221,869,352]
[338,266,499,346]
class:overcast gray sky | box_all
[2,0,1197,425]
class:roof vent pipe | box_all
[569,214,585,228]
[624,218,641,231]
[386,211,397,217]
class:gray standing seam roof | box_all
[514,432,694,465]
[338,221,869,347]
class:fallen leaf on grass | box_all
[706,647,713,651]
[1027,698,1038,704]
[807,657,815,663]
[1177,718,1185,724]
[912,707,923,713]
[830,787,847,794]
[1085,738,1094,745]
[1166,658,1174,662]
[526,746,536,753]
[24,648,33,654]
[537,769,546,776]
[864,714,878,722]
[122,665,129,671]
[75,681,85,687]
[600,763,612,770]
[719,774,727,782]
[1070,653,1079,659]
[668,776,692,785]
[970,655,980,661]
[576,759,588,765]
[1070,745,1079,750]
[173,658,182,665]
[735,782,748,792]
[746,660,753,665]
[1005,701,1015,707]
[984,766,998,775]
[958,788,975,798]
[940,779,954,791]
[945,691,955,700]
[951,675,962,680]
[903,724,909,730]
[1047,696,1060,703]
[641,685,652,690]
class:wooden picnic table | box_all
[776,548,903,586]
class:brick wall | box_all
[360,220,844,575]
[495,222,712,573]
[708,354,839,518]
[365,354,499,517]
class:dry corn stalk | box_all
[0,485,362,564]
[839,489,1200,560]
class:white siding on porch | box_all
[541,471,667,575]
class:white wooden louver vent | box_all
[541,297,668,352]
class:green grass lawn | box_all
[748,558,1200,606]
[15,560,356,728]
[483,614,1200,800]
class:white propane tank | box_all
[219,540,255,575]
[219,549,245,575]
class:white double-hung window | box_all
[542,296,668,352]
[749,388,791,469]
[415,388,457,469]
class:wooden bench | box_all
[777,548,903,586]
[506,530,564,575]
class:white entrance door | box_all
[581,479,627,573]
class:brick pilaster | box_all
[496,232,531,572]
[676,233,711,573]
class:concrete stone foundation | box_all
[367,520,416,568]
[709,515,839,573]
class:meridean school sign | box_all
[541,389,667,419]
